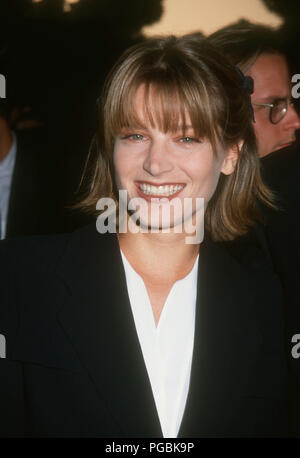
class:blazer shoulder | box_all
[212,227,284,332]
[217,224,274,274]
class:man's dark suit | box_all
[260,143,300,435]
[0,224,289,437]
[5,128,63,238]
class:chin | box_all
[133,208,185,233]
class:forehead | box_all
[134,84,161,117]
[248,53,290,100]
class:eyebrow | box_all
[258,95,289,102]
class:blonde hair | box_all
[76,35,274,241]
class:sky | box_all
[143,0,282,37]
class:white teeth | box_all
[138,184,184,196]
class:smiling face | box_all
[113,85,238,231]
[249,53,300,157]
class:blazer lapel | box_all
[57,225,162,437]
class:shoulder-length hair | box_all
[76,35,274,241]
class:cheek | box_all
[113,148,132,185]
[253,118,265,136]
[253,112,277,136]
[254,122,278,146]
[187,158,223,195]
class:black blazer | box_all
[0,224,289,437]
[260,144,300,435]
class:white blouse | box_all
[120,250,198,438]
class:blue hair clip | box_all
[234,65,255,122]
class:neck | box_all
[0,118,13,163]
[118,229,200,284]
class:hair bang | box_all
[109,74,218,146]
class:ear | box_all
[221,141,243,176]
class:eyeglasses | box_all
[252,97,295,124]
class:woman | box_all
[0,36,288,438]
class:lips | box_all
[279,141,293,148]
[274,139,295,151]
[135,181,185,200]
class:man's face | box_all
[248,53,300,158]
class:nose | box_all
[143,139,173,176]
[284,104,300,131]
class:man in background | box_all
[209,20,300,158]
[209,20,300,435]
[0,100,63,239]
